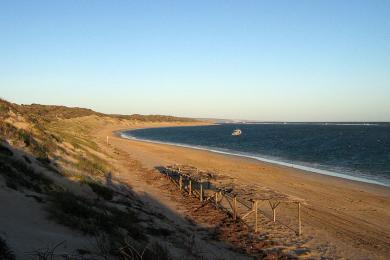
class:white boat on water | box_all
[232,129,242,136]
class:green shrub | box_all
[18,129,31,146]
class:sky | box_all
[1,1,389,121]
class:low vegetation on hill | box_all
[1,99,193,123]
[112,114,194,122]
[0,98,195,174]
[0,98,197,259]
[19,103,101,123]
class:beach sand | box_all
[91,120,390,259]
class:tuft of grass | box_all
[17,129,31,146]
[0,122,53,163]
[23,155,31,164]
[144,242,171,260]
[0,99,11,119]
[84,180,114,201]
[146,227,173,237]
[50,133,63,143]
[5,179,18,190]
[76,154,109,177]
[47,190,145,240]
[0,104,7,114]
[0,237,15,260]
[115,240,171,260]
[36,155,50,164]
[0,157,57,193]
[0,144,13,156]
[47,191,101,235]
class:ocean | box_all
[121,123,390,187]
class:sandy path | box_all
[93,122,390,259]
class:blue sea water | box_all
[122,123,390,187]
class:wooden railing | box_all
[160,165,303,236]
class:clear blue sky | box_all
[1,1,389,121]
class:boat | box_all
[232,129,242,136]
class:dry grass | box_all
[81,179,114,201]
[0,98,199,258]
[46,190,145,239]
[0,155,57,193]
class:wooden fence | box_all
[160,165,303,236]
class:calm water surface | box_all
[122,123,390,187]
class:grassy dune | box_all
[0,98,198,259]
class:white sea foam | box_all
[120,132,390,188]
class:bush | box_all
[76,155,108,176]
[47,191,100,234]
[0,144,13,156]
[0,157,56,193]
[18,129,31,146]
[0,100,11,119]
[86,181,114,201]
[0,122,19,142]
[0,237,15,260]
[0,105,8,116]
[144,242,171,260]
[116,241,171,260]
[47,190,144,240]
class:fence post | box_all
[298,202,302,236]
[255,200,258,233]
[233,196,237,220]
[215,192,218,208]
[273,207,276,222]
[200,182,203,202]
[179,175,183,191]
[189,179,192,195]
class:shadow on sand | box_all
[0,139,258,259]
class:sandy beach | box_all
[92,121,390,259]
[4,2,390,258]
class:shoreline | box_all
[120,127,390,189]
[96,121,390,258]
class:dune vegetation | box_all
[0,98,197,259]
